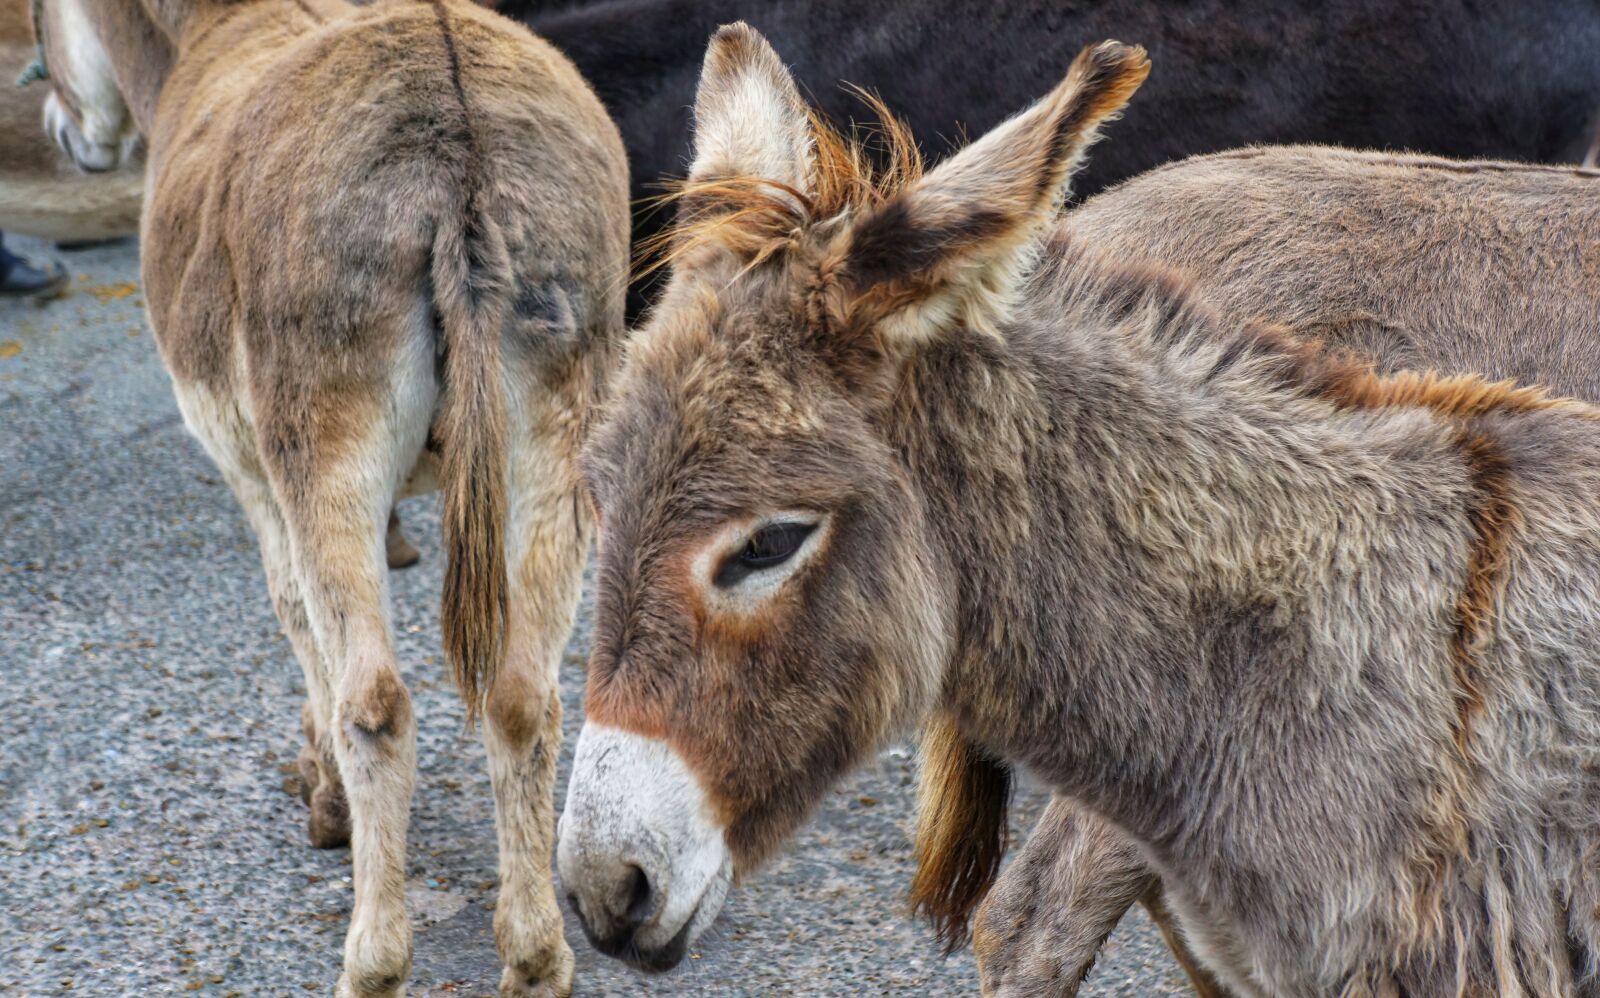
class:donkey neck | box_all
[892,237,1494,847]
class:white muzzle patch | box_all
[557,723,732,967]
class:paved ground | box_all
[0,234,1188,996]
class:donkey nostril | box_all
[622,863,655,926]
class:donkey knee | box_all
[340,667,413,743]
[486,669,560,756]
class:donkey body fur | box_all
[556,29,1600,997]
[962,233,1600,997]
[976,147,1600,998]
[34,1,628,994]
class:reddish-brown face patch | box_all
[577,290,950,865]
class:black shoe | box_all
[0,255,69,301]
[56,237,120,252]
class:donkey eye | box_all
[714,521,817,588]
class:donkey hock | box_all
[557,23,1600,996]
[32,1,629,996]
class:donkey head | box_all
[557,23,1149,969]
[27,0,139,172]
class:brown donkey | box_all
[977,147,1600,998]
[556,25,1600,995]
[30,0,628,994]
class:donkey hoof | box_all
[499,941,575,998]
[307,785,351,849]
[295,744,321,805]
[386,514,420,570]
[336,970,407,998]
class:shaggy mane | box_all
[639,91,925,275]
[1038,233,1600,424]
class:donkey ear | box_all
[688,22,813,192]
[831,41,1149,339]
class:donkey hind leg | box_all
[173,384,351,848]
[264,384,431,998]
[385,510,420,570]
[233,470,351,847]
[483,403,586,998]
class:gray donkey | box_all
[977,147,1600,997]
[555,26,1600,997]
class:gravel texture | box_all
[0,234,1189,996]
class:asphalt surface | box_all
[0,233,1189,996]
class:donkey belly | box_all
[1157,838,1589,997]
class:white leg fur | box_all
[483,388,587,997]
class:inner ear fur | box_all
[688,21,814,193]
[831,40,1150,338]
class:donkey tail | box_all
[911,710,1013,952]
[430,208,512,723]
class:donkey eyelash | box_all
[713,520,819,588]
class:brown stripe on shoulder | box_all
[1227,320,1597,421]
[1447,427,1520,752]
[1400,426,1520,949]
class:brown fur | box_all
[910,711,1012,950]
[978,151,1600,997]
[34,2,628,995]
[1451,431,1519,747]
[565,28,1600,995]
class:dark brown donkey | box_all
[976,147,1600,997]
[29,0,628,995]
[556,25,1600,996]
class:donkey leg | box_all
[1139,880,1231,998]
[265,401,424,998]
[975,796,1155,997]
[173,383,351,848]
[231,468,351,847]
[484,421,586,998]
[385,510,420,570]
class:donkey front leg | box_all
[1140,879,1230,998]
[975,796,1231,997]
[975,797,1156,997]
[266,406,424,998]
[385,510,421,570]
[483,426,587,997]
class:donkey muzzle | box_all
[557,723,732,970]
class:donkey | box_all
[28,1,628,994]
[976,147,1600,997]
[556,25,1600,995]
[1,0,139,241]
[389,0,1600,563]
[522,0,1600,274]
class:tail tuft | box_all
[432,212,511,723]
[910,711,1012,952]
